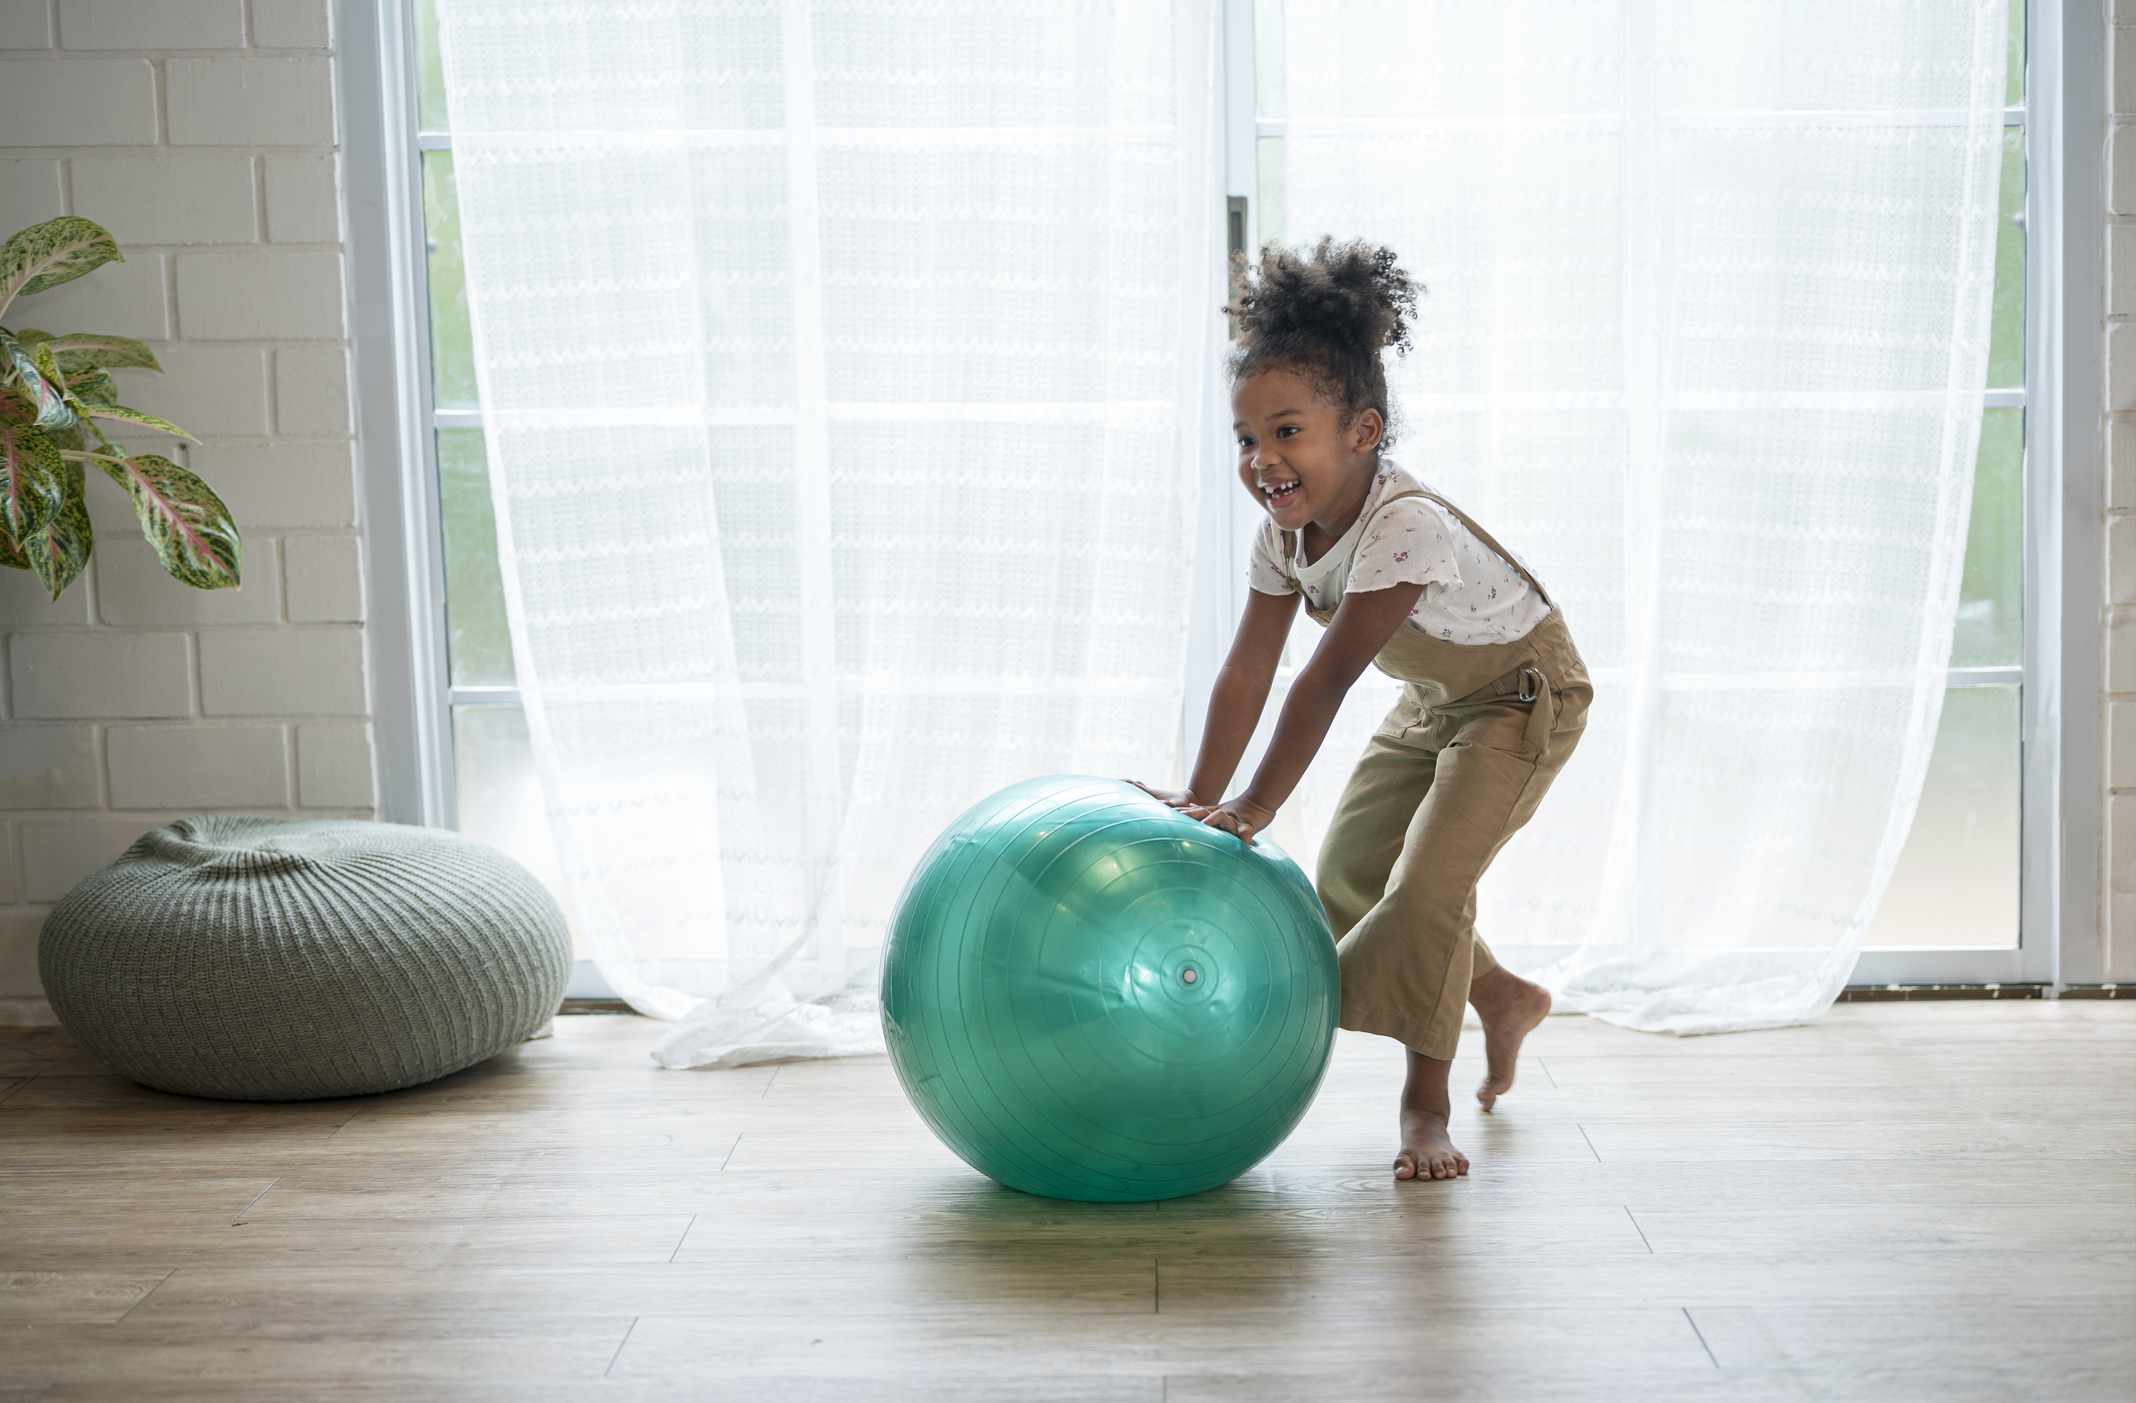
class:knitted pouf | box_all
[38,815,571,1101]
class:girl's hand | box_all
[1195,794,1276,846]
[1127,778,1203,811]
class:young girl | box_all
[1134,237,1593,1183]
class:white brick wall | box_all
[0,8,370,1013]
[2113,16,2136,976]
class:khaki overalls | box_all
[1288,482,1593,1061]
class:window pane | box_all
[1987,125,2024,391]
[2006,0,2024,107]
[452,704,568,940]
[422,151,479,411]
[417,0,448,131]
[1256,135,1286,248]
[1254,0,1286,119]
[438,427,516,686]
[1951,407,2022,669]
[1865,684,2019,949]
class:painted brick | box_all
[2113,421,2136,513]
[252,0,330,48]
[297,721,372,807]
[20,815,170,903]
[283,533,362,622]
[0,824,16,906]
[96,536,279,626]
[2112,612,2136,694]
[0,160,64,227]
[0,909,45,1001]
[2119,125,2136,219]
[71,154,257,246]
[0,0,52,47]
[175,250,344,339]
[0,559,92,627]
[20,251,171,339]
[2114,514,2136,606]
[198,627,364,715]
[264,153,337,242]
[2120,26,2136,118]
[2113,700,2136,790]
[273,345,349,433]
[115,345,269,439]
[0,726,101,808]
[61,0,244,49]
[194,439,356,527]
[2115,227,2136,319]
[167,56,333,146]
[9,631,192,718]
[2115,322,2136,415]
[0,58,155,144]
[106,723,286,807]
[2114,794,2136,893]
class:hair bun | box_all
[1225,235,1420,358]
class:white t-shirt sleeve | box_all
[1348,498,1462,597]
[1246,520,1295,595]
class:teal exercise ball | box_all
[879,774,1340,1202]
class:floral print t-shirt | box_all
[1245,459,1552,646]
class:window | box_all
[410,0,565,899]
[393,0,2046,980]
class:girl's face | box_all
[1232,367,1382,533]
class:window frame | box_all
[343,0,2113,990]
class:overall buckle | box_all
[1517,667,1542,703]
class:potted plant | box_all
[0,216,240,600]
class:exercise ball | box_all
[879,774,1339,1202]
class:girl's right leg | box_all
[1316,731,1474,1181]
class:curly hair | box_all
[1222,235,1422,454]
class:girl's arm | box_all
[1180,587,1301,801]
[1230,581,1426,821]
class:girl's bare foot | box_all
[1468,966,1552,1111]
[1393,1051,1469,1181]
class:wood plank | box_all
[1156,1248,2136,1310]
[120,1258,1156,1326]
[609,1306,1713,1382]
[2,1321,633,1388]
[1687,1297,2136,1374]
[0,1212,698,1268]
[0,1269,171,1324]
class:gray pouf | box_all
[38,815,571,1101]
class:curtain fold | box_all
[438,0,1226,1065]
[1244,0,2009,1033]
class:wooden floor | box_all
[0,1001,2131,1401]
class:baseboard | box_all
[0,997,57,1026]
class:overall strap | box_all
[1402,483,1555,611]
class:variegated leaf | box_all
[82,402,195,442]
[0,330,75,431]
[98,453,240,590]
[0,423,63,540]
[0,218,121,317]
[38,333,160,375]
[64,368,117,407]
[0,511,28,570]
[25,460,90,599]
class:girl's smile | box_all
[1233,366,1382,552]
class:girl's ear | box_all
[1351,407,1384,454]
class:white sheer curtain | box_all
[1242,0,2009,1032]
[436,1,1225,1065]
